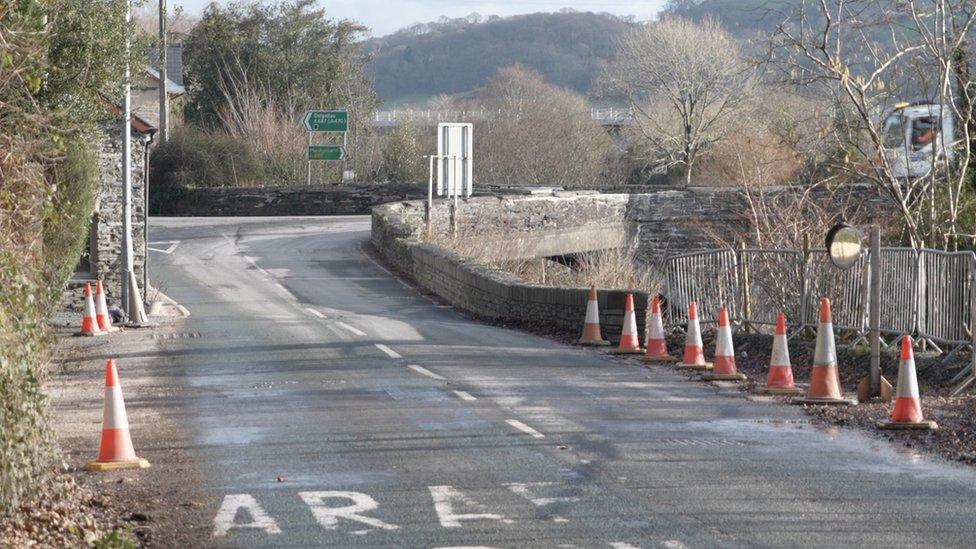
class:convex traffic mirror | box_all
[825,223,862,270]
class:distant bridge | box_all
[372,108,634,128]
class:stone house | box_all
[72,103,155,301]
[135,44,186,128]
[71,46,184,303]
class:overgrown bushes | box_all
[0,0,135,529]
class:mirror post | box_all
[869,225,881,398]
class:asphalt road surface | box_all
[150,216,976,548]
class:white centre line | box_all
[374,343,402,359]
[505,419,545,439]
[408,364,446,381]
[305,307,326,319]
[452,390,476,401]
[335,321,367,337]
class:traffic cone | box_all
[575,285,609,346]
[675,301,712,370]
[794,298,856,405]
[643,295,676,363]
[702,306,746,381]
[94,280,118,333]
[86,360,150,471]
[76,283,106,337]
[878,336,937,430]
[612,293,644,354]
[760,312,802,395]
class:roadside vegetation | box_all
[0,0,147,544]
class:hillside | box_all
[661,0,796,39]
[365,12,634,102]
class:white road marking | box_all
[336,321,367,337]
[213,494,281,536]
[359,242,396,276]
[148,240,180,254]
[662,541,688,549]
[357,242,444,306]
[273,282,296,300]
[238,252,296,301]
[453,390,476,401]
[505,482,579,507]
[408,364,446,381]
[298,491,398,534]
[609,543,641,549]
[305,307,326,319]
[428,485,513,528]
[505,482,579,524]
[505,419,545,439]
[374,343,402,359]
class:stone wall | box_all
[157,181,428,216]
[371,200,648,343]
[92,124,148,299]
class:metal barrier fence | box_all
[919,250,976,348]
[663,246,976,354]
[664,249,738,326]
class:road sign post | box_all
[308,146,345,161]
[303,110,348,132]
[303,110,349,184]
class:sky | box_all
[173,1,668,37]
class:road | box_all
[150,216,976,548]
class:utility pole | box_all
[158,0,169,142]
[121,0,134,309]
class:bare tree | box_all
[605,17,756,185]
[775,0,976,249]
[466,65,617,186]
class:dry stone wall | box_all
[371,200,648,343]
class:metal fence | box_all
[663,246,976,354]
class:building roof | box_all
[148,44,184,86]
[144,67,186,96]
[97,92,157,135]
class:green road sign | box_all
[303,110,348,132]
[308,145,345,161]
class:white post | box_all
[452,155,459,237]
[306,131,312,185]
[121,0,134,308]
[426,155,435,239]
[158,0,169,142]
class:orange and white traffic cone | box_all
[643,295,676,363]
[576,285,609,346]
[612,293,644,354]
[76,283,106,337]
[702,306,746,381]
[94,280,118,333]
[878,336,937,430]
[794,298,856,405]
[86,360,150,471]
[675,301,712,370]
[761,312,802,395]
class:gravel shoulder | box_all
[39,300,215,547]
[667,329,976,467]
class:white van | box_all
[881,102,955,178]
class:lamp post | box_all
[121,0,133,310]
